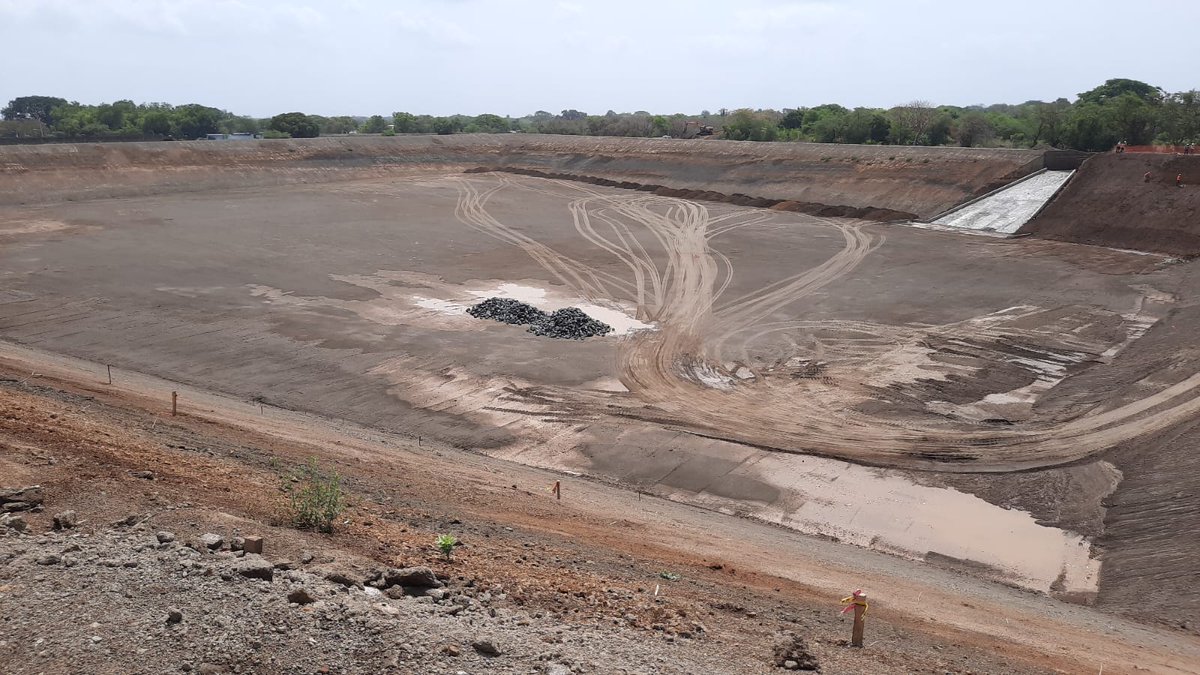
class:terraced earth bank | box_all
[2,136,1199,641]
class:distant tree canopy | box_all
[269,112,320,138]
[4,79,1198,150]
[1,96,68,124]
[361,114,388,134]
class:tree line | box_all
[3,79,1197,151]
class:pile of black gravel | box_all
[527,307,613,340]
[466,298,613,340]
[466,297,548,325]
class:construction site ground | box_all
[1,351,1197,675]
[3,136,1200,673]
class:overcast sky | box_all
[3,0,1198,118]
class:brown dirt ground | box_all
[2,354,1198,674]
[1020,153,1200,255]
[1,135,1040,219]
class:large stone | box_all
[53,510,78,530]
[287,588,317,605]
[234,555,274,581]
[0,486,43,509]
[471,639,502,657]
[383,566,441,589]
[0,513,27,531]
[242,536,263,554]
[323,569,362,588]
[199,533,224,550]
[156,531,176,544]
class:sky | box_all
[2,0,1198,118]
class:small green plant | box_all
[381,128,396,137]
[436,534,458,560]
[283,458,344,533]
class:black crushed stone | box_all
[528,307,613,340]
[466,298,613,340]
[466,297,548,325]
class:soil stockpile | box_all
[1019,153,1200,256]
[0,134,1040,218]
[466,297,547,324]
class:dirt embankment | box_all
[1019,153,1200,255]
[0,135,1040,219]
[468,167,918,222]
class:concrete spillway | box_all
[932,170,1074,234]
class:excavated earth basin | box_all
[1,135,1198,633]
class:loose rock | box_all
[287,588,317,605]
[234,555,274,581]
[53,510,78,530]
[467,297,547,325]
[384,566,441,589]
[167,607,184,624]
[0,486,43,511]
[156,531,176,544]
[1,513,27,531]
[527,307,613,340]
[771,633,819,671]
[199,533,224,550]
[472,638,502,657]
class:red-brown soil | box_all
[1020,153,1200,255]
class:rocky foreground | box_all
[2,518,784,674]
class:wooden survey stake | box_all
[840,589,868,647]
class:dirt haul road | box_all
[449,174,1196,472]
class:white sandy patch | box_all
[413,296,467,315]
[0,219,70,236]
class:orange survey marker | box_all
[840,589,868,647]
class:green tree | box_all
[392,112,420,133]
[2,96,68,124]
[780,108,806,130]
[723,109,778,141]
[1161,90,1200,144]
[269,112,320,138]
[1077,78,1163,106]
[361,114,388,133]
[468,113,509,133]
[141,110,173,136]
[957,112,995,147]
[174,104,225,139]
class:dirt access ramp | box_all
[1019,152,1200,255]
[0,135,1040,219]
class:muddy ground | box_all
[3,138,1200,669]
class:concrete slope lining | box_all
[932,170,1074,234]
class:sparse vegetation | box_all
[283,458,344,533]
[436,534,458,560]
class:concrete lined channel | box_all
[932,169,1074,234]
